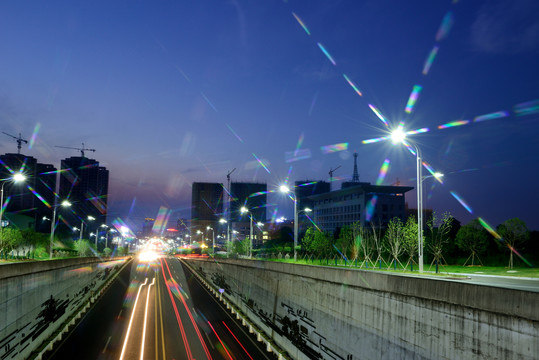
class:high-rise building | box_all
[58,156,109,229]
[0,153,57,230]
[191,182,223,234]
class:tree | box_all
[0,228,23,255]
[335,226,353,259]
[74,239,94,257]
[301,227,316,255]
[385,217,405,269]
[498,218,529,268]
[370,222,386,267]
[455,219,489,266]
[311,231,332,258]
[402,216,418,269]
[426,211,453,270]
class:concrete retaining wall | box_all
[0,257,128,360]
[185,258,538,360]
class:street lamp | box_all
[279,185,299,262]
[240,206,253,258]
[196,230,203,244]
[0,172,27,234]
[391,129,424,272]
[79,215,95,241]
[207,226,215,254]
[50,200,72,259]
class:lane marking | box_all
[117,309,123,320]
[102,336,111,354]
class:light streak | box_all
[160,260,193,360]
[317,43,336,66]
[365,196,378,221]
[514,99,539,116]
[362,136,389,144]
[477,217,532,267]
[225,123,244,143]
[438,120,469,129]
[207,321,233,360]
[375,159,390,185]
[294,133,304,157]
[29,123,40,149]
[342,74,362,96]
[27,185,51,208]
[321,142,348,154]
[119,278,148,360]
[450,191,473,214]
[422,46,439,75]
[140,277,155,360]
[292,12,310,35]
[435,11,454,42]
[405,85,423,113]
[200,91,218,112]
[222,321,254,360]
[162,259,212,360]
[252,153,270,174]
[285,149,311,163]
[406,127,429,135]
[368,104,389,127]
[473,111,509,123]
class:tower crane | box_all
[328,165,341,191]
[2,132,28,154]
[55,143,96,157]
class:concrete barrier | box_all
[185,258,539,360]
[0,257,129,360]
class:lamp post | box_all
[50,200,72,259]
[240,206,253,258]
[79,215,95,241]
[196,230,203,245]
[391,129,424,272]
[279,185,299,262]
[207,226,215,254]
[0,173,27,235]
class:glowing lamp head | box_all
[279,185,290,194]
[219,218,227,224]
[391,128,406,144]
[88,216,96,221]
[257,222,264,227]
[61,200,72,207]
[433,172,444,179]
[13,173,26,183]
[240,206,248,214]
[304,208,312,213]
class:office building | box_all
[0,153,57,230]
[191,182,223,235]
[58,156,109,229]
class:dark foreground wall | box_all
[184,258,538,360]
[0,257,129,360]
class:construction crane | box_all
[55,143,96,157]
[328,165,341,191]
[2,132,28,154]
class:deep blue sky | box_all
[1,0,538,231]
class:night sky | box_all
[1,0,538,231]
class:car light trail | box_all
[163,258,213,360]
[119,277,148,360]
[207,321,233,360]
[159,259,194,360]
[222,321,254,360]
[140,277,155,360]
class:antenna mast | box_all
[352,152,359,182]
[2,132,28,154]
